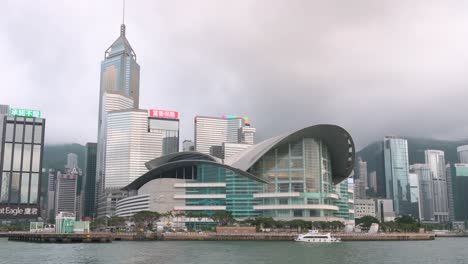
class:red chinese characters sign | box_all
[149,109,179,119]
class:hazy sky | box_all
[2,0,468,149]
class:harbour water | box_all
[1,237,467,264]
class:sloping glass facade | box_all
[249,138,347,220]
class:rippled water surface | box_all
[1,237,467,264]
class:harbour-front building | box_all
[116,124,355,224]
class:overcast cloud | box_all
[2,0,468,149]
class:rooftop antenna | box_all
[122,0,125,24]
[120,0,126,36]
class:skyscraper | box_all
[451,164,468,221]
[55,171,78,214]
[194,115,255,159]
[408,173,420,219]
[83,143,97,218]
[425,150,449,222]
[457,145,468,163]
[410,164,434,221]
[105,109,166,189]
[384,136,411,216]
[0,106,45,219]
[148,109,180,155]
[66,153,78,169]
[95,22,140,218]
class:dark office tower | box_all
[0,106,45,220]
[451,164,468,221]
[83,143,97,218]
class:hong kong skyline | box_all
[3,1,468,149]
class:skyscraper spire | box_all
[121,0,126,36]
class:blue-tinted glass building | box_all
[384,136,412,216]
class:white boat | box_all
[294,230,341,243]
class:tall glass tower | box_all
[96,23,140,217]
[384,136,412,216]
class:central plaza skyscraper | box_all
[95,23,141,217]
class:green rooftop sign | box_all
[9,108,41,118]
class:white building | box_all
[194,116,255,159]
[425,150,449,222]
[182,140,195,152]
[354,199,376,219]
[66,153,78,169]
[105,109,163,189]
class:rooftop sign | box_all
[222,115,249,124]
[9,108,41,118]
[149,109,179,119]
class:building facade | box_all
[425,150,449,222]
[410,164,434,221]
[0,106,45,220]
[354,199,376,219]
[194,116,255,159]
[384,136,411,216]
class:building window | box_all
[22,144,32,171]
[10,172,20,203]
[2,143,12,171]
[278,183,289,192]
[14,124,24,143]
[5,123,14,142]
[307,198,319,204]
[20,173,30,203]
[24,124,33,143]
[279,198,288,205]
[31,145,41,172]
[310,210,320,217]
[29,173,39,204]
[12,144,22,171]
[291,183,304,192]
[0,172,10,202]
[33,125,42,144]
[293,210,303,217]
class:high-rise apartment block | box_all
[383,136,411,216]
[0,105,45,219]
[425,150,449,222]
[195,115,255,159]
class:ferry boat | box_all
[294,230,341,243]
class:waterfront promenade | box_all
[4,230,465,243]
